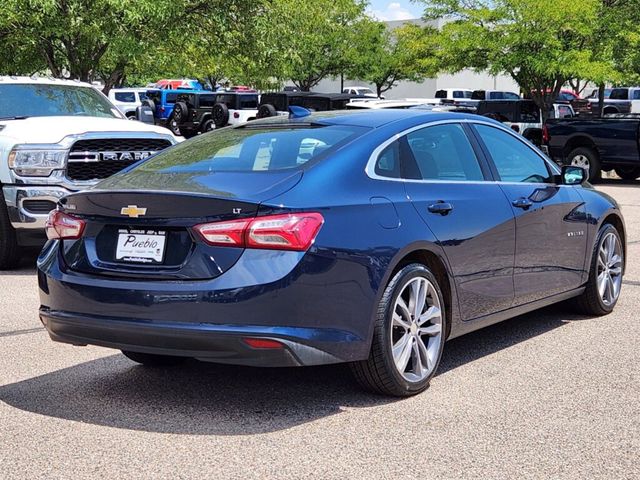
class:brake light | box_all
[242,338,284,349]
[194,212,324,251]
[542,125,549,144]
[45,210,86,240]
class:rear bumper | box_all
[37,241,374,366]
[40,309,342,367]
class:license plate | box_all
[115,229,166,264]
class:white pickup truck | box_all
[0,77,178,269]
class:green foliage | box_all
[420,0,640,118]
[346,21,440,96]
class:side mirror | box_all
[135,105,155,124]
[560,165,587,185]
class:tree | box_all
[346,21,439,97]
[0,0,260,93]
[259,0,370,91]
[420,0,613,119]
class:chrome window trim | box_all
[364,118,563,186]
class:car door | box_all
[400,122,516,320]
[471,123,588,304]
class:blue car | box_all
[37,110,626,396]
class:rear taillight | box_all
[194,213,324,251]
[542,125,549,144]
[45,210,86,240]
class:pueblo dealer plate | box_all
[115,229,167,264]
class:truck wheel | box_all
[257,104,277,118]
[213,103,229,128]
[167,114,181,136]
[173,102,188,124]
[568,147,601,182]
[201,119,214,133]
[614,167,640,181]
[0,201,20,270]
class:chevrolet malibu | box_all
[37,110,625,396]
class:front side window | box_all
[404,124,484,181]
[475,124,550,183]
[0,84,119,119]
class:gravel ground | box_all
[0,183,638,480]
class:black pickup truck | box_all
[543,116,640,181]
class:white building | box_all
[308,19,520,99]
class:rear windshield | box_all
[136,124,368,173]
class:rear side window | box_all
[239,95,258,109]
[166,93,177,104]
[199,94,216,107]
[374,141,401,178]
[632,90,640,100]
[114,92,136,102]
[136,125,367,173]
[475,125,550,183]
[404,124,484,181]
[610,89,628,100]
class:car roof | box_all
[0,76,95,88]
[240,109,483,129]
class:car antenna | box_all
[289,106,312,119]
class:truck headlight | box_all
[8,146,68,177]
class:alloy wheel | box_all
[571,155,590,175]
[391,277,443,382]
[597,232,623,306]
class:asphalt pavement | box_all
[0,182,638,479]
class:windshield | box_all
[135,124,367,173]
[358,88,374,95]
[0,84,120,119]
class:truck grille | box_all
[67,138,173,181]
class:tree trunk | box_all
[598,83,606,117]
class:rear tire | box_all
[568,147,601,182]
[201,119,214,133]
[122,350,186,367]
[0,201,20,270]
[257,104,277,118]
[614,166,640,181]
[570,224,623,315]
[167,114,181,136]
[350,263,446,397]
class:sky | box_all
[367,1,423,21]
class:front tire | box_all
[122,350,186,367]
[568,147,600,182]
[570,224,623,315]
[351,264,446,397]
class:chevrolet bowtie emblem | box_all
[120,205,147,218]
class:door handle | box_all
[428,202,453,216]
[512,197,533,210]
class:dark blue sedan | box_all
[38,110,626,396]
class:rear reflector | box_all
[194,212,324,251]
[45,210,86,240]
[242,338,285,349]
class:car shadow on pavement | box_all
[0,305,589,435]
